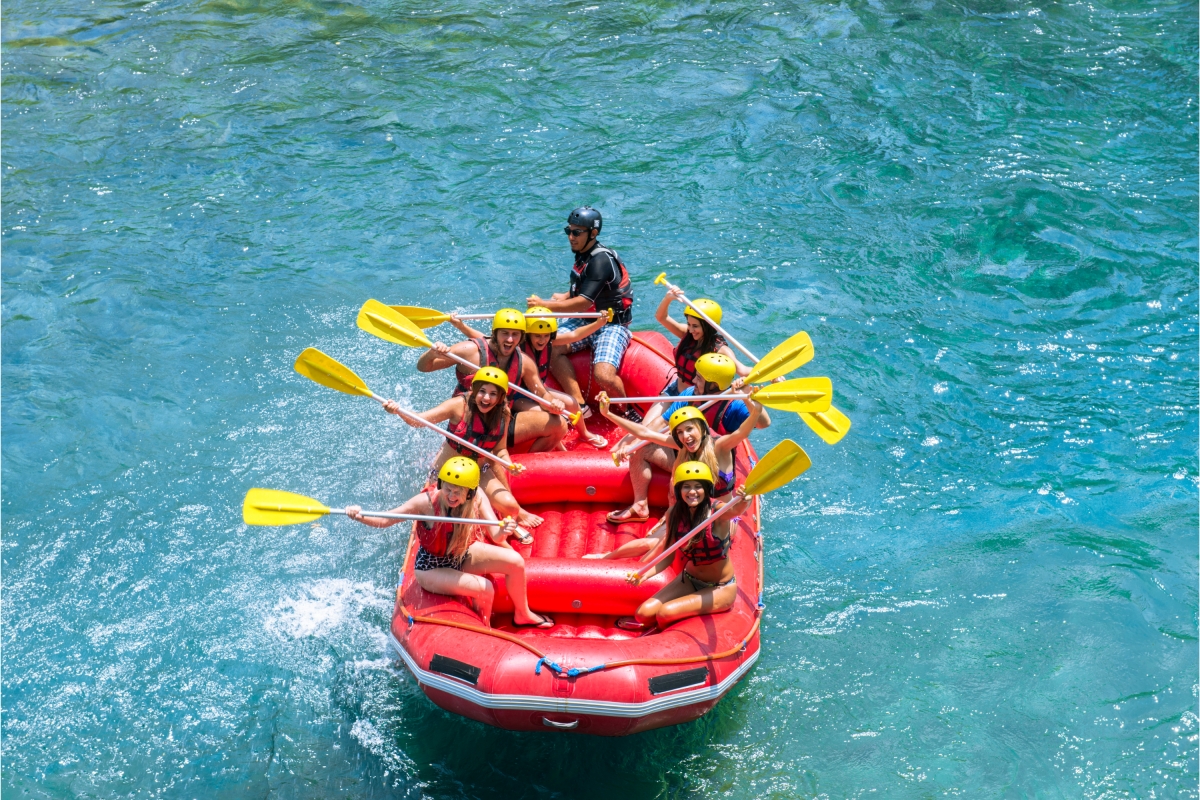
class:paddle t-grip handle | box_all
[655,271,759,364]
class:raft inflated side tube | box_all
[509,451,670,506]
[489,558,680,616]
[564,332,676,407]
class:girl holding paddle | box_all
[597,353,768,529]
[656,292,751,395]
[384,366,545,532]
[450,306,609,449]
[345,457,553,629]
[418,308,567,452]
[614,462,752,632]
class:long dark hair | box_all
[665,480,713,548]
[463,381,511,443]
[694,317,722,356]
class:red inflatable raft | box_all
[389,331,764,735]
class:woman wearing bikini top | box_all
[383,366,543,534]
[346,457,553,629]
[614,462,751,632]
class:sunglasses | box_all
[564,226,591,237]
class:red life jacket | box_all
[415,488,456,557]
[673,333,728,388]
[677,512,731,566]
[702,399,734,436]
[449,409,506,456]
[520,339,552,387]
[453,338,524,403]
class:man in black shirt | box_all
[528,206,634,403]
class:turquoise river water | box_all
[3,0,1197,797]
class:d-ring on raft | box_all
[390,330,767,735]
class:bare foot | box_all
[584,431,608,448]
[518,510,544,528]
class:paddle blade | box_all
[243,488,330,526]
[751,377,832,413]
[800,404,852,445]
[742,440,812,496]
[388,305,450,329]
[294,348,373,398]
[745,331,814,384]
[357,299,434,349]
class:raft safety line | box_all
[392,444,767,680]
[630,332,677,369]
[388,629,760,718]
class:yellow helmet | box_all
[439,457,481,490]
[492,308,527,332]
[669,405,708,432]
[524,306,557,335]
[696,352,736,390]
[673,461,714,486]
[683,298,723,325]
[471,366,509,393]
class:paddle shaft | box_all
[331,508,501,526]
[438,349,575,423]
[609,393,755,404]
[624,283,772,455]
[657,275,760,364]
[452,312,606,321]
[367,392,518,470]
[634,501,739,578]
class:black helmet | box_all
[567,206,602,233]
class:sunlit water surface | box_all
[3,0,1197,796]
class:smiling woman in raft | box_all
[346,457,553,629]
[596,352,769,533]
[448,305,609,449]
[612,461,752,632]
[384,365,544,532]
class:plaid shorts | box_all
[559,318,632,368]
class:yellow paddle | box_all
[655,272,758,364]
[630,439,811,580]
[655,273,852,446]
[243,488,506,528]
[390,304,610,329]
[293,347,521,472]
[620,330,818,461]
[357,300,581,425]
[607,377,833,413]
[799,405,852,445]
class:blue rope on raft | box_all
[535,657,607,678]
[757,593,765,610]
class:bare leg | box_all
[634,573,696,626]
[510,408,566,452]
[550,350,586,405]
[414,568,496,625]
[610,444,674,522]
[482,470,542,528]
[584,529,663,560]
[594,362,628,400]
[655,580,738,627]
[549,389,606,448]
[462,541,549,627]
